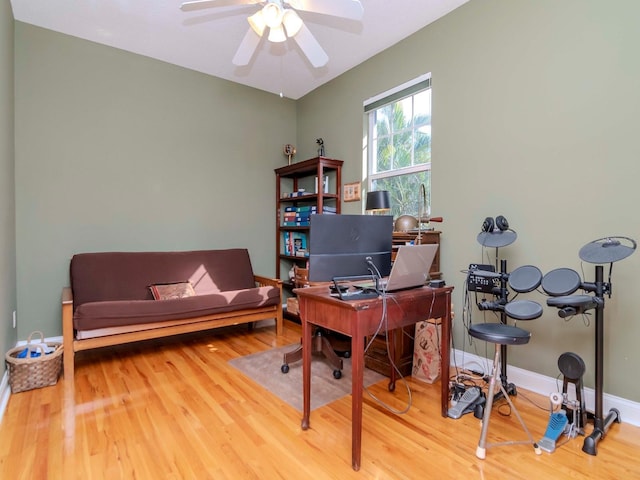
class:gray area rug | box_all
[228,343,386,412]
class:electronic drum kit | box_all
[466,224,637,456]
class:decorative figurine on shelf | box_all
[289,266,296,282]
[283,144,296,165]
[316,138,325,157]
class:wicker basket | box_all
[5,331,63,393]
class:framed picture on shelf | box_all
[343,182,361,202]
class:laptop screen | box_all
[383,244,439,291]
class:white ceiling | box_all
[10,0,469,100]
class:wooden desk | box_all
[295,285,454,471]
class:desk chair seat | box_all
[280,266,346,379]
[469,322,541,459]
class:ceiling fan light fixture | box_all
[262,3,283,29]
[247,10,267,36]
[282,9,303,37]
[268,24,287,43]
[181,0,364,69]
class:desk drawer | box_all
[364,326,414,377]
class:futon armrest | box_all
[253,275,283,289]
[254,275,284,335]
[62,286,73,305]
[62,286,75,379]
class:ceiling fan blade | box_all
[292,24,328,68]
[232,28,263,66]
[287,0,364,20]
[180,0,260,12]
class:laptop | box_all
[377,244,439,292]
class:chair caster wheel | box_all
[281,364,289,374]
[343,351,351,358]
[333,369,342,379]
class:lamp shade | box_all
[248,10,267,36]
[282,9,303,37]
[268,24,287,42]
[262,3,283,28]
[366,190,391,211]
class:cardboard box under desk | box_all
[286,297,299,316]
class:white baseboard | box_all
[452,349,640,427]
[0,370,10,426]
[16,335,63,346]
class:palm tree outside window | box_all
[365,74,432,220]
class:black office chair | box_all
[280,265,346,379]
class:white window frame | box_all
[364,74,432,218]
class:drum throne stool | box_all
[468,322,542,459]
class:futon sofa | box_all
[62,248,283,379]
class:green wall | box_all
[297,0,640,401]
[11,0,640,403]
[1,0,17,375]
[14,23,296,342]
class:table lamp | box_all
[365,191,391,214]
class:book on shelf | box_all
[287,190,315,198]
[283,221,310,227]
[283,231,293,256]
[284,232,308,256]
[284,205,337,213]
[292,232,307,254]
[284,211,312,219]
[314,175,329,194]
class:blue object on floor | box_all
[538,411,569,453]
[16,347,42,358]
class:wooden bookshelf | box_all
[274,157,343,319]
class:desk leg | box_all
[351,330,364,471]
[301,312,312,430]
[440,293,452,417]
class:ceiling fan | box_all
[180,0,364,68]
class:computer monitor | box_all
[307,214,393,282]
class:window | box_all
[365,75,432,219]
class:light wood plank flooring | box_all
[1,320,639,479]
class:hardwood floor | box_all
[1,320,639,479]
